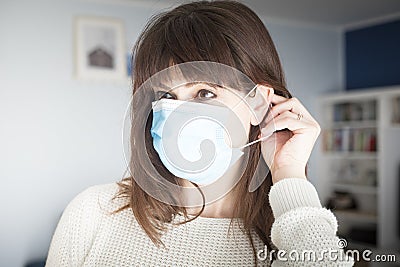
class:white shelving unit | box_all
[317,86,400,265]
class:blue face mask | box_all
[150,98,245,185]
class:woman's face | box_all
[154,82,255,147]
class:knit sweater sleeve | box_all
[45,185,106,267]
[268,178,355,266]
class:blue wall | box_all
[345,19,400,90]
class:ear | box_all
[250,85,274,126]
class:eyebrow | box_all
[157,82,223,91]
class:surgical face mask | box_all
[150,99,245,185]
[150,87,265,185]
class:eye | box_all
[156,91,175,100]
[197,89,216,99]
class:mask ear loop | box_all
[238,126,269,149]
[229,84,273,149]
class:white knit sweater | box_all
[45,178,354,266]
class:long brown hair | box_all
[115,1,306,265]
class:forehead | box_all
[145,62,255,95]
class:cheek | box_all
[228,106,252,146]
[218,93,252,145]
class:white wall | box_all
[0,1,342,266]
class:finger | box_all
[273,97,311,117]
[261,111,314,138]
[270,93,289,105]
[264,103,311,128]
[265,97,312,125]
[260,130,290,146]
[264,109,297,126]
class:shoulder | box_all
[71,183,120,204]
[62,182,124,221]
[46,183,125,266]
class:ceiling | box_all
[120,0,400,29]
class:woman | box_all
[46,1,354,266]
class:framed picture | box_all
[74,16,126,81]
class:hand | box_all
[259,93,321,184]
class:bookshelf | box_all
[317,86,400,263]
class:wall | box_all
[264,20,342,198]
[0,1,342,266]
[345,19,400,90]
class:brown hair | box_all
[115,1,307,265]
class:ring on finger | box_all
[297,112,303,120]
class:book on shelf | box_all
[333,100,376,122]
[392,96,400,124]
[323,128,377,152]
